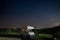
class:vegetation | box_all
[0,28,21,35]
[0,26,60,40]
[35,33,53,39]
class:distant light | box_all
[28,32,35,36]
[27,26,34,30]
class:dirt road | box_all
[0,37,21,40]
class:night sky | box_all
[0,0,60,28]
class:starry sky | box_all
[0,0,60,28]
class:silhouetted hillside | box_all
[32,25,60,34]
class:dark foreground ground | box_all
[0,34,21,40]
[0,37,21,40]
[0,34,22,38]
[0,34,55,40]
